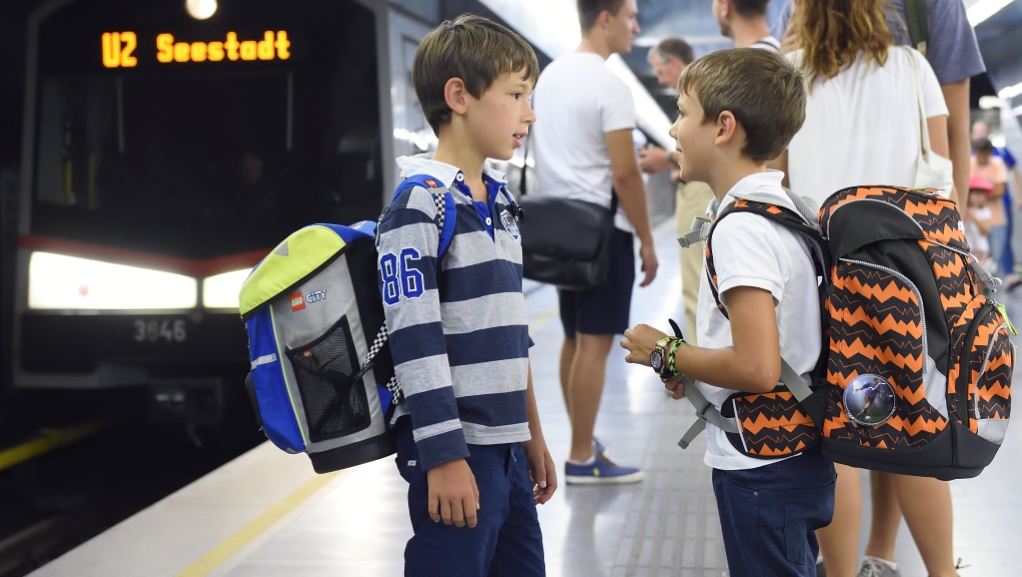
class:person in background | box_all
[971,121,1022,280]
[972,137,1010,274]
[971,121,1022,204]
[713,0,781,51]
[639,38,712,345]
[773,1,959,576]
[966,174,994,265]
[774,0,985,210]
[532,0,658,484]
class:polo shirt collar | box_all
[717,169,786,214]
[396,154,508,189]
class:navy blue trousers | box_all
[712,449,836,577]
[394,418,544,577]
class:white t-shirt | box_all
[966,206,991,254]
[532,51,636,231]
[695,170,822,470]
[786,47,949,207]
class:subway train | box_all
[8,0,443,422]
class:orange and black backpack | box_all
[679,185,1014,480]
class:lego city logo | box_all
[289,290,326,312]
[101,30,291,68]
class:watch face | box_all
[650,350,664,372]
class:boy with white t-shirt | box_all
[621,48,835,575]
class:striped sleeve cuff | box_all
[413,424,470,471]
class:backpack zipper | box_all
[840,258,928,369]
[957,301,995,428]
[974,322,1009,422]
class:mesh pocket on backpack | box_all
[287,317,371,443]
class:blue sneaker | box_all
[594,437,606,456]
[565,452,643,484]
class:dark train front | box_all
[12,0,389,424]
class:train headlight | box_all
[185,0,217,20]
[28,252,197,310]
[202,269,252,309]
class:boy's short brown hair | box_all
[678,48,805,162]
[413,14,539,134]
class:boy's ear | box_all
[444,77,469,117]
[713,110,740,147]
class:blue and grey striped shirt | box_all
[377,155,532,471]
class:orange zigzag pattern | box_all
[884,413,947,436]
[740,413,814,434]
[931,259,967,280]
[977,383,1011,402]
[842,279,917,305]
[834,306,921,338]
[941,290,974,311]
[838,338,922,371]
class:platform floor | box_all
[29,224,1022,577]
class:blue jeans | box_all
[394,418,544,577]
[712,450,836,576]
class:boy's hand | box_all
[523,438,557,505]
[663,375,686,400]
[620,324,669,366]
[426,458,480,528]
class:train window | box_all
[30,0,382,261]
[36,71,289,217]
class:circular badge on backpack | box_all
[843,374,897,426]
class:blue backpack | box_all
[238,176,456,473]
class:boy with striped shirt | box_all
[375,15,555,577]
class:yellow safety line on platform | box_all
[178,302,559,577]
[176,468,352,577]
[0,419,112,473]
[529,307,558,333]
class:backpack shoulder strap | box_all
[389,175,458,259]
[704,197,829,316]
[702,197,831,388]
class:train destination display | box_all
[102,30,292,68]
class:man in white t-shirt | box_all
[532,0,657,484]
[712,0,780,52]
[621,48,834,575]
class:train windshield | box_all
[30,0,382,260]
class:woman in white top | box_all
[773,2,958,577]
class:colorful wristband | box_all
[667,337,685,378]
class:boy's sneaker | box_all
[856,556,900,577]
[565,452,643,484]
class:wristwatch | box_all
[650,336,675,380]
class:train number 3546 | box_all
[133,319,187,343]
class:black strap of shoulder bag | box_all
[904,0,928,56]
